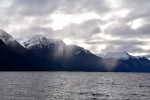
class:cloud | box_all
[99,45,150,55]
[12,19,101,39]
[137,24,150,35]
[9,0,60,16]
[59,19,101,39]
[1,0,150,56]
[9,0,110,16]
[122,0,150,20]
[81,38,150,54]
[103,22,150,39]
[84,39,147,46]
[13,26,55,38]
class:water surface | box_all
[0,72,150,100]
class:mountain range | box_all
[0,29,150,72]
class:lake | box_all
[0,72,150,100]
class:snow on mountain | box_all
[96,52,143,60]
[104,52,130,60]
[16,35,66,49]
[0,30,147,59]
[16,35,90,56]
[0,29,19,46]
[15,37,31,47]
[76,51,81,55]
[0,29,12,43]
[16,35,48,48]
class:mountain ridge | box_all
[96,52,146,60]
[0,29,57,71]
[16,34,107,71]
[0,29,150,72]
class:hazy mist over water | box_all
[0,72,150,100]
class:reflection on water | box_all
[0,72,150,100]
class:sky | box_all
[1,0,150,56]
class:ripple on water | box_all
[0,72,149,100]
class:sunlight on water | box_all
[0,72,150,100]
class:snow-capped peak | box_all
[16,35,66,49]
[0,29,20,47]
[0,29,13,43]
[16,35,91,56]
[16,35,47,48]
[104,52,130,60]
[96,52,142,60]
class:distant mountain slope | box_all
[97,52,142,60]
[97,52,150,72]
[0,39,44,71]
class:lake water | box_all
[0,72,150,100]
